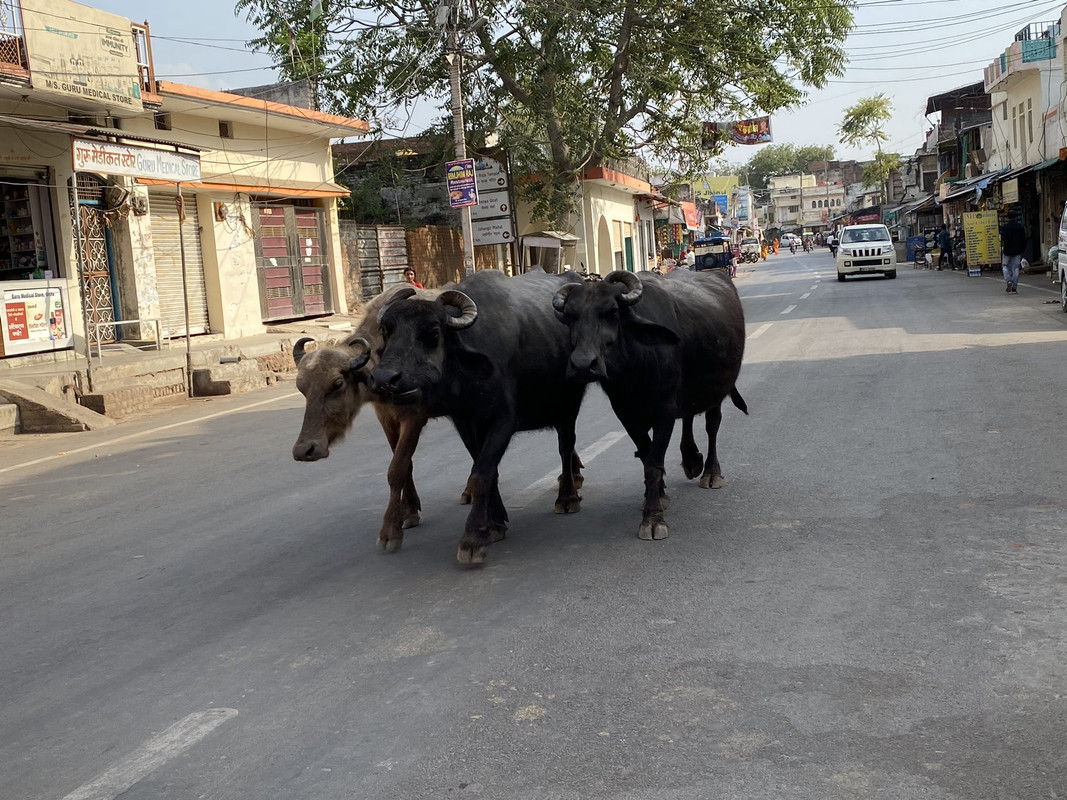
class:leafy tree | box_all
[740,143,836,190]
[238,0,853,224]
[838,94,898,203]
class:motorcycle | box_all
[789,242,797,254]
[740,251,759,264]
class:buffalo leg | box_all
[375,409,427,553]
[637,417,675,541]
[457,424,514,566]
[375,406,423,530]
[699,403,725,489]
[554,416,582,514]
[679,414,705,480]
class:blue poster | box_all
[445,158,478,208]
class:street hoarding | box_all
[21,0,144,112]
[469,157,515,245]
[445,158,478,208]
[72,138,201,181]
[963,210,1000,266]
[472,217,516,246]
[0,282,72,357]
[702,117,773,148]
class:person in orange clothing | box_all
[772,238,780,255]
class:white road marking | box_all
[60,709,238,800]
[505,430,627,508]
[748,323,773,340]
[800,292,811,300]
[0,392,297,476]
[810,284,820,291]
[737,291,793,300]
[781,304,797,315]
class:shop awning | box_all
[136,176,350,198]
[520,230,579,249]
[941,169,1007,202]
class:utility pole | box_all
[442,0,476,276]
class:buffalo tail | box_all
[730,387,749,415]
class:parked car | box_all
[836,223,897,281]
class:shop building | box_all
[0,0,366,362]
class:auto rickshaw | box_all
[691,235,736,277]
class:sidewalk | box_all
[0,312,364,433]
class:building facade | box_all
[0,0,366,362]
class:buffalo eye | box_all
[422,327,441,348]
[331,376,346,393]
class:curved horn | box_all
[376,286,418,323]
[293,336,315,366]
[606,270,643,306]
[438,290,478,329]
[552,283,578,316]
[347,337,371,372]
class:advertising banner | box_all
[72,138,201,181]
[445,159,478,208]
[702,117,773,148]
[711,194,729,215]
[963,210,1000,266]
[22,0,143,112]
[1,283,72,357]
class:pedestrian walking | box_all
[999,211,1026,294]
[772,238,779,255]
[936,224,956,270]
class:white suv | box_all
[836,223,897,281]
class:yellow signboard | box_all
[963,210,1000,266]
[22,0,143,112]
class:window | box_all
[1012,106,1018,148]
[154,113,171,131]
[1027,98,1033,143]
[219,120,234,139]
[1003,102,1008,121]
[811,201,817,209]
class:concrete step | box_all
[192,360,271,397]
[0,401,19,434]
[0,379,115,433]
[80,384,155,419]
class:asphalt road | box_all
[3,252,1067,799]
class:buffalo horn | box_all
[607,270,643,306]
[552,283,577,315]
[347,337,371,372]
[377,286,419,323]
[438,290,478,329]
[293,336,315,366]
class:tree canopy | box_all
[736,143,837,190]
[238,0,854,223]
[839,94,898,201]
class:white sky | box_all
[94,0,1067,163]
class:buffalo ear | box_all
[628,314,681,347]
[452,339,494,380]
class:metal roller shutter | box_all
[149,192,208,337]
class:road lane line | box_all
[505,430,627,508]
[748,323,772,340]
[60,709,238,800]
[800,292,811,299]
[781,304,797,315]
[0,392,297,476]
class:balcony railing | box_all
[985,22,1059,92]
[0,0,27,72]
[1015,21,1060,42]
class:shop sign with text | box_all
[73,138,201,181]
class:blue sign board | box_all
[445,158,478,208]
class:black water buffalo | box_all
[552,268,747,540]
[369,268,587,565]
[291,284,444,551]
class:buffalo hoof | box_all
[401,512,421,529]
[554,496,582,514]
[459,490,472,505]
[699,474,724,489]
[681,454,704,480]
[456,542,489,566]
[376,537,403,553]
[638,521,669,540]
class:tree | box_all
[740,143,836,190]
[838,94,899,203]
[239,0,853,224]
